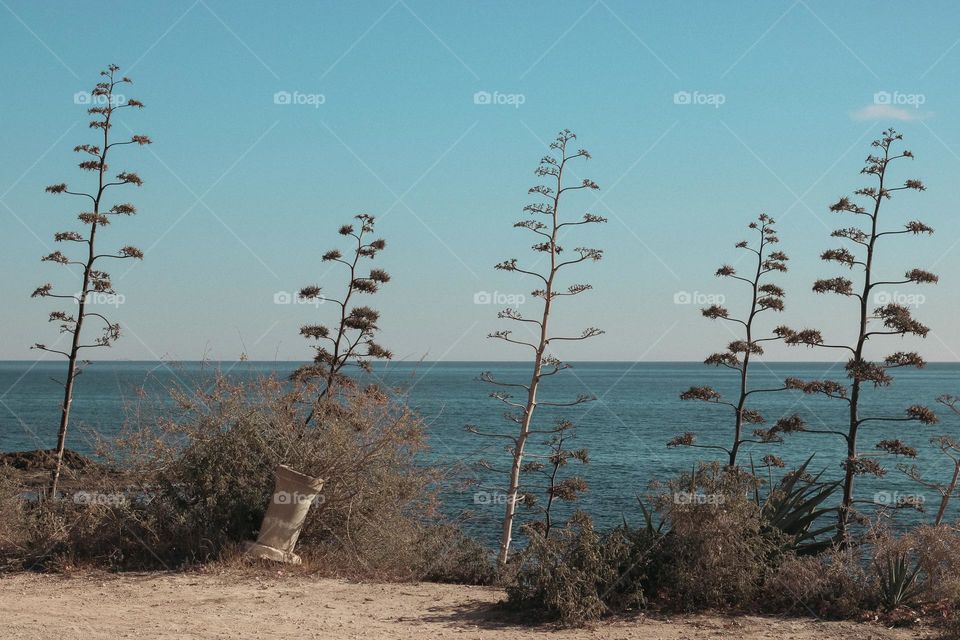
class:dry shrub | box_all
[506,513,653,626]
[411,524,497,585]
[906,524,960,602]
[0,463,159,571]
[0,472,29,569]
[110,375,454,574]
[2,374,493,581]
[760,547,868,618]
[761,525,960,621]
[652,463,783,610]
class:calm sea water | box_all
[3,361,959,542]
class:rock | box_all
[0,449,96,472]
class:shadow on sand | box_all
[418,597,547,631]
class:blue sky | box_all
[1,1,959,363]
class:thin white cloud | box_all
[850,104,931,122]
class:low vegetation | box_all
[0,376,487,584]
[505,464,960,629]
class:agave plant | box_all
[877,551,924,611]
[755,455,840,555]
[633,495,667,537]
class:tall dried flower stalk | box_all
[32,64,150,495]
[672,214,795,468]
[469,129,605,564]
[293,214,391,419]
[779,129,938,541]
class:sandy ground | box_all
[0,571,929,640]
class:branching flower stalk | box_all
[779,129,938,542]
[672,214,793,468]
[468,130,605,565]
[895,394,960,526]
[294,214,391,420]
[31,64,150,495]
[519,420,588,539]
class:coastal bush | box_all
[651,463,784,609]
[0,459,156,571]
[112,376,445,573]
[909,525,960,602]
[413,524,497,585]
[865,525,960,610]
[1,374,494,580]
[0,472,28,568]
[506,513,652,625]
[758,547,868,618]
[504,463,846,624]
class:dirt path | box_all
[0,571,927,640]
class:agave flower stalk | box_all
[673,214,794,468]
[294,214,391,419]
[779,129,938,542]
[469,129,605,564]
[31,64,150,495]
[517,420,588,539]
[894,394,960,526]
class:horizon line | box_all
[2,359,959,364]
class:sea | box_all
[3,360,959,545]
